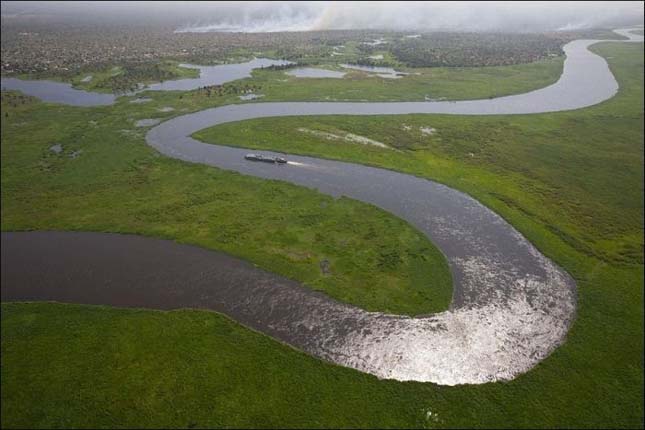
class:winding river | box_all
[2,29,642,385]
[0,58,290,106]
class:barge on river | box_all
[245,153,287,164]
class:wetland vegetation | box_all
[70,61,199,94]
[1,0,644,426]
[2,11,621,95]
[196,45,643,266]
[1,41,643,428]
[0,94,453,316]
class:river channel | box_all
[2,29,642,385]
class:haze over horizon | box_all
[1,1,644,33]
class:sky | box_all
[2,1,644,33]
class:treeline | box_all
[385,33,565,67]
[4,18,609,79]
[97,62,184,94]
[193,83,262,98]
[261,63,299,71]
[343,58,385,67]
[1,19,383,76]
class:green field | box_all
[21,52,564,101]
[71,61,201,94]
[12,61,201,95]
[1,42,643,428]
[251,56,564,101]
[196,43,643,266]
[0,94,452,316]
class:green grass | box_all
[10,61,200,95]
[1,42,643,428]
[0,98,452,316]
[103,54,563,102]
[196,42,644,266]
[249,56,564,101]
[12,53,564,102]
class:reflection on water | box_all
[141,29,643,383]
[286,68,347,79]
[0,58,291,105]
[146,58,292,91]
[3,29,641,384]
[341,63,408,78]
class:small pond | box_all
[286,68,347,79]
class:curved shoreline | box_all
[2,29,642,385]
[140,29,643,384]
[0,58,291,106]
[1,28,640,107]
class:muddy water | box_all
[1,231,337,331]
[2,29,642,385]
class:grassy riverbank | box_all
[251,56,564,102]
[9,53,564,101]
[189,41,642,427]
[10,61,201,95]
[70,61,200,94]
[0,99,452,316]
[1,42,643,428]
[196,42,643,266]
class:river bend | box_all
[2,28,642,385]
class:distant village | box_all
[1,18,619,78]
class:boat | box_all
[245,153,287,164]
